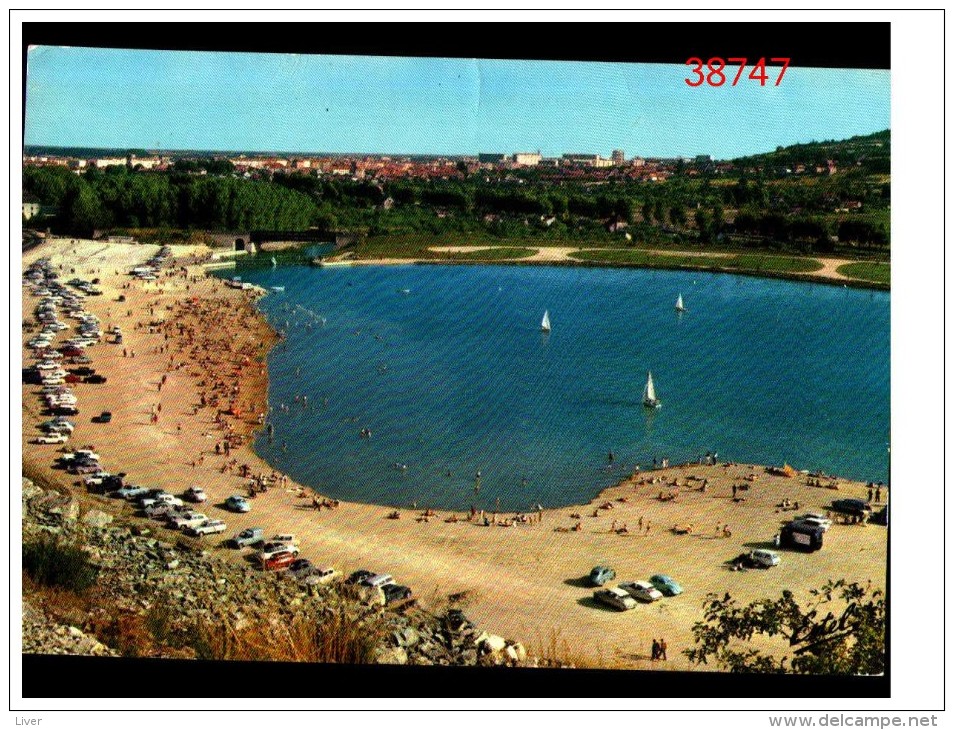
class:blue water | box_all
[224,263,889,512]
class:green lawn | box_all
[727,254,824,274]
[836,261,891,285]
[569,249,732,268]
[437,247,537,261]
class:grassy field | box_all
[437,247,537,261]
[570,249,824,275]
[568,249,732,268]
[836,261,891,285]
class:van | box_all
[781,522,824,552]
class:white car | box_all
[594,587,638,611]
[186,519,227,537]
[619,581,664,603]
[258,542,301,561]
[168,512,208,530]
[795,513,833,532]
[145,503,188,520]
[33,433,69,444]
[141,493,184,509]
[749,549,781,568]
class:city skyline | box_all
[25,47,890,159]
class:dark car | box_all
[831,498,873,516]
[381,584,413,605]
[92,411,113,423]
[345,569,374,586]
[85,374,107,384]
[589,565,616,587]
[71,367,95,377]
[871,506,888,526]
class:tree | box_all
[684,580,885,674]
[641,200,654,224]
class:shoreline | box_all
[334,248,890,292]
[22,238,888,668]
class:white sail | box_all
[643,371,661,408]
[541,310,551,332]
[675,294,685,312]
[271,256,278,268]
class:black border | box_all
[15,14,898,704]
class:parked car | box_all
[381,584,413,606]
[184,486,207,503]
[781,521,825,552]
[230,527,264,548]
[71,367,95,377]
[262,551,297,571]
[831,499,873,517]
[91,412,113,424]
[748,549,781,568]
[224,495,251,513]
[116,485,149,500]
[305,566,339,585]
[33,433,69,444]
[41,419,75,433]
[168,512,208,530]
[359,573,395,589]
[594,587,638,611]
[84,374,107,384]
[589,565,616,587]
[287,559,316,580]
[259,542,300,561]
[145,503,188,520]
[345,569,374,586]
[186,519,227,537]
[795,513,833,532]
[648,574,684,597]
[140,493,183,509]
[619,580,664,603]
[871,506,888,526]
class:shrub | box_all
[22,535,98,592]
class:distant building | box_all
[90,157,127,169]
[513,151,542,167]
[611,149,625,164]
[562,153,613,168]
[478,153,507,164]
[129,156,161,170]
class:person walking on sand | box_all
[875,486,881,503]
[660,638,668,660]
[651,639,660,661]
[868,486,873,502]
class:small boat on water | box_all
[675,294,686,312]
[271,257,278,268]
[642,370,662,409]
[541,310,551,333]
[270,286,285,293]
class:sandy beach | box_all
[21,238,888,668]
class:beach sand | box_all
[21,238,887,668]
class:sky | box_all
[24,47,890,159]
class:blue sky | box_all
[25,47,890,159]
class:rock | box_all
[376,646,407,665]
[166,560,180,570]
[22,478,43,502]
[479,633,507,654]
[509,642,527,662]
[81,509,114,528]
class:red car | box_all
[262,551,297,571]
[65,374,81,383]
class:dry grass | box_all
[531,627,614,669]
[190,603,385,664]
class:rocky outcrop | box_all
[20,477,537,666]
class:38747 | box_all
[685,57,790,87]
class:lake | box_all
[226,261,890,512]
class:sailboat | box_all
[271,256,278,268]
[642,370,662,409]
[675,293,686,312]
[540,310,551,333]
